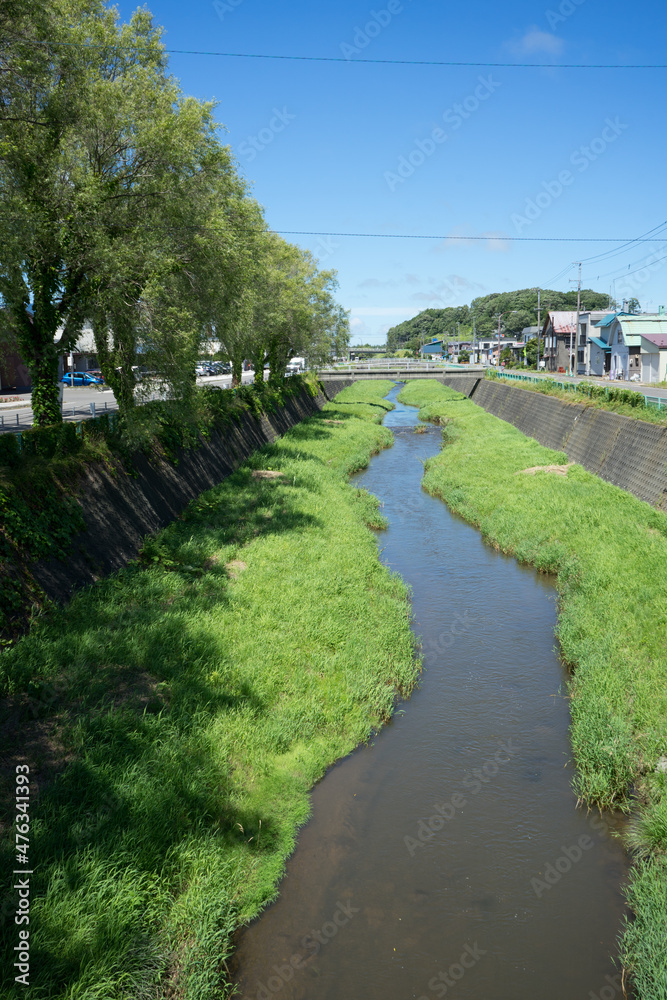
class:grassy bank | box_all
[0,379,419,999]
[0,376,319,644]
[487,370,667,425]
[397,378,667,997]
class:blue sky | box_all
[118,0,666,343]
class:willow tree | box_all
[197,193,267,389]
[244,237,349,386]
[77,9,237,415]
[0,0,232,422]
[0,0,107,423]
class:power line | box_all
[16,41,667,69]
[541,262,577,287]
[161,50,667,70]
[2,214,666,244]
[274,230,667,243]
[607,252,667,283]
[578,221,667,266]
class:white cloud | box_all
[432,227,511,253]
[508,26,563,56]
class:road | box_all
[0,373,257,433]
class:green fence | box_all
[490,370,665,410]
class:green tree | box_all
[0,0,108,423]
[82,9,231,414]
[244,236,348,386]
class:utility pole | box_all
[472,314,476,365]
[497,313,502,368]
[536,289,541,371]
[570,263,582,377]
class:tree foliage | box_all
[0,0,348,424]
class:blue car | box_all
[61,372,104,386]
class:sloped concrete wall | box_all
[319,379,357,399]
[32,386,334,607]
[465,380,667,508]
[441,375,482,397]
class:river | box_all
[232,384,628,1000]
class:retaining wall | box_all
[32,386,334,606]
[451,379,667,508]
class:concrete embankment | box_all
[33,383,348,607]
[442,376,667,508]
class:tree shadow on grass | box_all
[0,598,286,997]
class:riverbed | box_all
[232,384,628,1000]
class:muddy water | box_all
[233,385,628,1000]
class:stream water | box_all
[232,385,628,1000]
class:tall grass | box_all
[397,378,667,998]
[0,380,418,999]
[487,370,667,425]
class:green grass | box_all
[0,376,323,644]
[397,378,667,998]
[488,371,667,424]
[0,379,418,999]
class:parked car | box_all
[61,371,104,386]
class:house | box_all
[64,325,99,374]
[541,312,577,372]
[592,313,667,381]
[576,311,609,374]
[420,337,445,358]
[450,340,472,362]
[639,332,667,382]
[0,335,31,391]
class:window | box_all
[577,350,584,363]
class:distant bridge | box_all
[318,364,485,381]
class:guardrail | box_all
[491,370,665,410]
[0,398,119,433]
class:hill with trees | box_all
[386,288,613,353]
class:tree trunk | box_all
[231,354,243,388]
[269,345,291,387]
[30,348,62,426]
[93,312,136,414]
